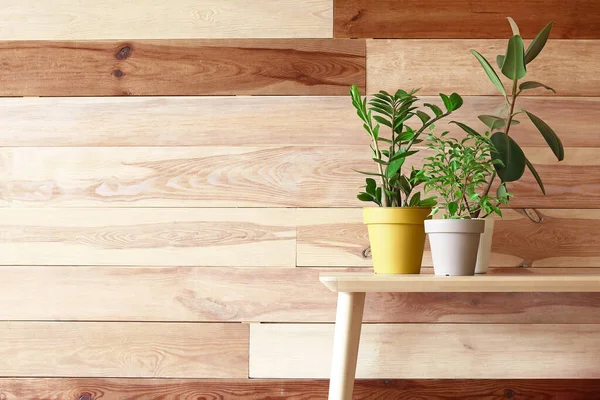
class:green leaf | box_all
[418,196,437,207]
[525,21,553,64]
[496,54,505,69]
[372,158,388,165]
[448,201,458,216]
[470,49,507,98]
[389,149,419,163]
[398,175,411,195]
[353,169,385,177]
[424,103,443,117]
[490,132,526,182]
[373,115,392,128]
[525,111,564,161]
[519,81,556,93]
[450,121,481,137]
[478,115,506,130]
[497,182,509,202]
[409,192,421,207]
[439,93,454,111]
[357,192,374,202]
[450,93,463,110]
[507,17,520,36]
[501,35,527,80]
[416,110,430,124]
[365,178,376,195]
[524,156,546,195]
[386,157,405,178]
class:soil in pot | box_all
[425,219,485,276]
[364,207,431,274]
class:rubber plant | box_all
[350,85,463,208]
[464,17,565,217]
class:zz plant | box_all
[466,17,564,217]
[419,130,511,219]
[350,85,463,208]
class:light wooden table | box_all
[320,272,600,400]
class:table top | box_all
[319,272,600,293]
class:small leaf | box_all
[496,54,505,69]
[501,35,527,80]
[424,103,443,117]
[497,182,509,202]
[365,178,376,195]
[525,21,553,64]
[507,17,521,36]
[519,81,556,93]
[439,93,454,111]
[525,111,564,161]
[470,49,507,98]
[450,121,481,137]
[389,149,419,162]
[478,115,506,130]
[373,115,392,128]
[450,93,463,110]
[372,158,389,165]
[357,192,374,202]
[416,110,431,124]
[398,175,411,195]
[409,192,421,207]
[418,196,437,207]
[353,169,385,177]
[386,157,405,178]
[524,156,546,195]
[448,202,459,216]
[490,132,526,182]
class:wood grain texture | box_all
[1,145,590,208]
[4,378,600,400]
[0,40,365,96]
[0,0,332,39]
[0,208,295,266]
[367,40,600,96]
[0,322,248,378]
[2,266,600,323]
[335,1,600,39]
[297,208,600,268]
[0,96,597,147]
[250,323,600,378]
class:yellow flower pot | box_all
[363,207,432,274]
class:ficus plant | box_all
[418,130,512,219]
[465,17,564,217]
[350,84,463,207]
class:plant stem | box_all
[371,136,388,207]
[405,111,452,152]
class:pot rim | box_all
[424,218,485,234]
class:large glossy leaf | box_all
[525,21,553,64]
[525,111,564,161]
[501,35,527,80]
[450,93,463,110]
[524,156,546,195]
[491,132,526,182]
[439,93,453,111]
[519,81,556,93]
[424,103,443,117]
[478,115,505,130]
[470,50,507,98]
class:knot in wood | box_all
[362,246,371,258]
[505,389,514,398]
[116,45,132,60]
[78,394,93,400]
[113,69,124,78]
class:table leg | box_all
[328,291,366,400]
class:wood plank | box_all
[0,96,597,147]
[2,266,600,324]
[250,323,600,378]
[367,40,600,96]
[320,272,600,293]
[335,0,600,39]
[1,146,592,208]
[3,378,600,400]
[0,40,365,96]
[0,322,248,378]
[0,208,295,266]
[297,209,600,268]
[0,0,332,40]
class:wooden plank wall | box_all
[1,1,600,398]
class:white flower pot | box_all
[425,219,485,276]
[474,218,495,274]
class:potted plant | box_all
[350,85,463,274]
[419,130,510,276]
[462,17,565,273]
